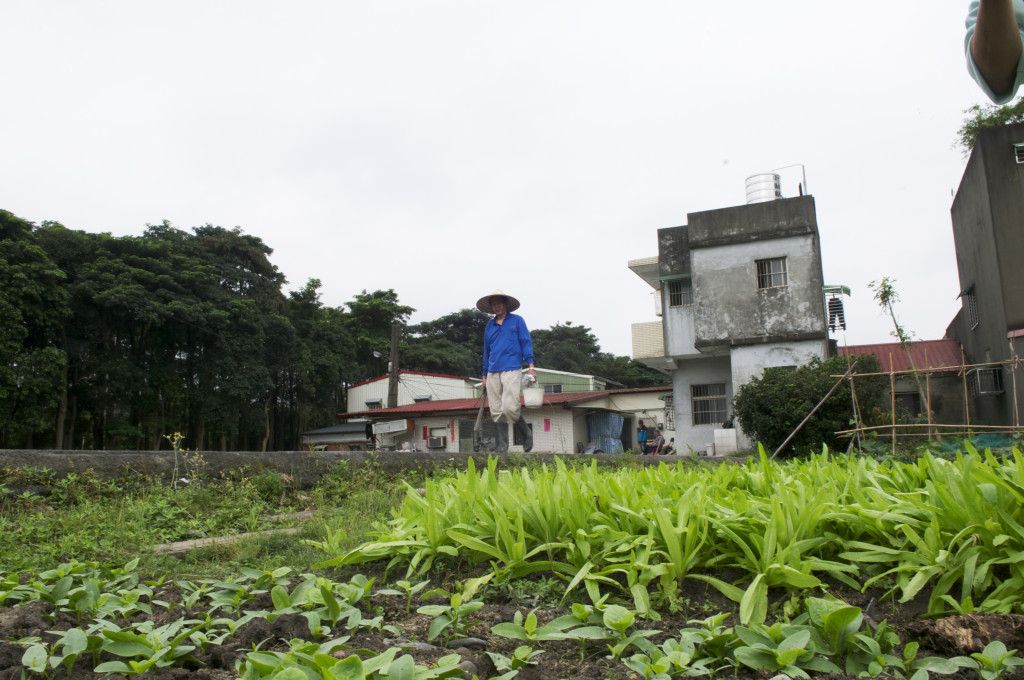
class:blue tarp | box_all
[586,413,624,454]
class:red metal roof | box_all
[839,339,963,374]
[337,384,671,419]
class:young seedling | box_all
[963,640,1024,680]
[602,605,659,661]
[376,578,430,612]
[491,609,581,647]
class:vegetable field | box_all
[3,447,1024,679]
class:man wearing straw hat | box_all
[478,289,537,453]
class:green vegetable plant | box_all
[490,609,582,647]
[93,618,203,676]
[417,590,484,645]
[963,640,1024,680]
[375,578,430,612]
[733,622,839,678]
[880,641,972,680]
[486,644,545,678]
[601,604,659,661]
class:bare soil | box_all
[2,575,1023,680]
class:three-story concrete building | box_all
[630,182,829,453]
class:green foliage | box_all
[732,354,887,455]
[956,98,1024,157]
[0,210,69,447]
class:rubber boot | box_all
[515,415,533,452]
[494,422,509,453]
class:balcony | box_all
[632,321,674,373]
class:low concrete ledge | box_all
[0,450,706,488]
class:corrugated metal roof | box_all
[839,339,963,373]
[347,370,475,390]
[302,422,368,436]
[337,384,671,419]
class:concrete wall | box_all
[949,123,1024,425]
[349,374,475,410]
[663,295,699,358]
[687,195,818,249]
[671,355,732,453]
[728,340,828,448]
[691,234,826,350]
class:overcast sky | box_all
[2,2,990,358]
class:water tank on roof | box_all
[745,173,782,204]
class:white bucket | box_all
[523,386,544,408]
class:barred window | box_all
[544,384,563,394]
[964,292,979,329]
[691,383,727,426]
[667,279,693,307]
[756,257,788,289]
[663,394,674,430]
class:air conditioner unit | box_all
[427,436,446,449]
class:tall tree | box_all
[0,211,69,447]
[530,322,603,375]
[402,308,489,377]
[345,289,414,381]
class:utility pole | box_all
[387,322,400,409]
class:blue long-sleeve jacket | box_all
[482,313,534,376]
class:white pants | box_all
[486,370,522,424]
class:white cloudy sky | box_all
[2,1,991,357]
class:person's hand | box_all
[482,376,487,388]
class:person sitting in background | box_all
[649,429,665,455]
[661,438,676,456]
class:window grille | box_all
[969,367,1004,395]
[1015,143,1024,164]
[963,292,979,329]
[691,383,727,426]
[543,384,563,394]
[667,279,693,307]
[663,395,674,430]
[365,398,382,410]
[756,258,788,289]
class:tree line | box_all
[0,210,665,451]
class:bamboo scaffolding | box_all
[828,354,1023,448]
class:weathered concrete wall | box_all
[949,122,1024,426]
[687,195,817,249]
[657,225,690,278]
[692,234,826,350]
[671,355,732,453]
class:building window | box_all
[963,292,979,330]
[667,279,693,307]
[663,395,674,430]
[1015,143,1024,164]
[756,257,788,289]
[894,392,923,417]
[544,384,563,394]
[691,383,727,426]
[969,367,1004,395]
[365,398,382,410]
